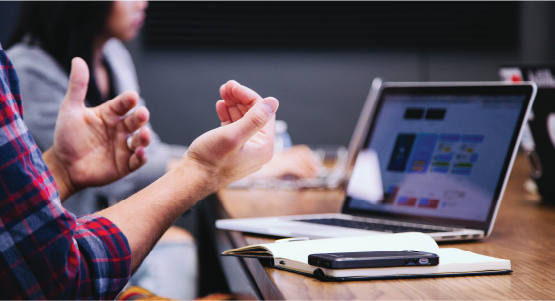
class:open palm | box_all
[51,58,151,191]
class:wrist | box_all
[172,157,222,197]
[42,148,77,201]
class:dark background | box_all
[1,1,555,148]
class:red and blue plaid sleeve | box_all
[0,48,131,299]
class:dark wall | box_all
[127,39,520,147]
[0,1,21,46]
[1,2,555,147]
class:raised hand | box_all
[217,80,319,180]
[43,58,152,200]
[183,81,278,190]
[216,80,264,126]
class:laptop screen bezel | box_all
[341,83,536,232]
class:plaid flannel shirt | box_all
[0,47,131,299]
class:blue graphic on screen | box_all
[405,134,438,173]
[387,134,416,171]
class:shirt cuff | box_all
[74,215,132,299]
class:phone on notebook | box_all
[308,250,439,269]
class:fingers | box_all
[221,80,261,106]
[228,104,244,123]
[216,100,232,126]
[229,81,261,105]
[62,57,89,109]
[291,155,318,178]
[123,106,150,133]
[288,164,316,179]
[128,126,152,151]
[297,158,318,178]
[291,145,320,171]
[219,83,231,104]
[226,97,279,147]
[216,100,250,126]
[127,127,151,172]
[128,146,148,172]
[220,84,242,122]
[105,91,140,116]
[220,80,263,123]
[96,91,149,174]
[275,146,319,178]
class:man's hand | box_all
[182,80,278,191]
[218,81,318,180]
[43,58,152,201]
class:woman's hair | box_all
[8,2,114,107]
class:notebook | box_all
[217,82,537,241]
[222,232,511,281]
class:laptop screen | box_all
[343,84,535,230]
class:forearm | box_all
[97,158,219,273]
[42,148,76,202]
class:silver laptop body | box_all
[217,81,537,241]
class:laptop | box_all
[217,82,537,241]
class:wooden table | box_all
[213,154,555,300]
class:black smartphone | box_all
[308,250,439,269]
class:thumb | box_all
[62,57,89,109]
[226,97,279,146]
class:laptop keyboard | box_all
[295,218,452,233]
